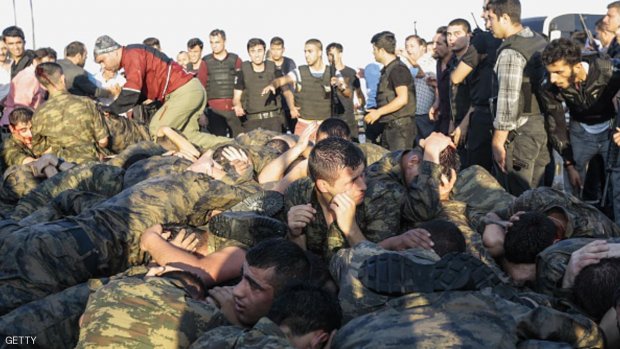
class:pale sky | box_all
[0,0,605,73]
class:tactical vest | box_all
[203,53,239,100]
[241,61,279,114]
[496,31,547,117]
[376,60,416,122]
[295,65,332,120]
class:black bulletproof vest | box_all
[203,53,239,100]
[296,65,332,120]
[376,59,416,122]
[241,61,279,114]
[496,31,547,117]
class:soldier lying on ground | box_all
[0,150,258,314]
[76,239,311,349]
[190,283,341,349]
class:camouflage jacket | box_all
[189,317,295,349]
[76,275,228,348]
[358,142,389,166]
[536,237,620,297]
[32,92,109,164]
[363,150,442,241]
[332,290,603,349]
[329,241,439,322]
[284,177,365,261]
[0,136,36,170]
[495,187,620,238]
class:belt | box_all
[68,228,100,275]
[245,110,281,120]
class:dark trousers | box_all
[243,115,283,133]
[465,107,494,172]
[206,108,244,137]
[334,112,358,138]
[494,115,550,196]
[380,116,417,151]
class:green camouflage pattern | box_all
[0,136,36,169]
[358,142,389,166]
[535,237,620,297]
[122,155,193,189]
[332,289,604,349]
[103,113,151,154]
[0,266,147,349]
[363,151,442,241]
[17,189,108,226]
[0,165,41,205]
[0,171,256,313]
[189,317,295,349]
[31,92,109,164]
[495,187,620,238]
[235,129,282,148]
[76,275,228,349]
[439,200,508,280]
[451,165,515,233]
[329,240,439,322]
[105,141,166,169]
[284,177,364,261]
[11,162,124,221]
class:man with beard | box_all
[57,41,116,99]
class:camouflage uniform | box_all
[189,317,295,349]
[0,136,36,170]
[243,145,281,176]
[234,129,282,148]
[284,177,365,261]
[76,275,229,349]
[495,187,620,238]
[358,142,389,166]
[31,92,109,164]
[331,289,603,349]
[451,165,515,233]
[122,155,193,189]
[535,237,620,297]
[105,141,166,169]
[0,165,41,206]
[103,113,150,154]
[329,241,439,322]
[0,266,147,349]
[10,162,124,221]
[363,151,442,241]
[0,171,257,314]
[439,200,507,279]
[17,190,108,227]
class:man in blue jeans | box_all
[541,38,620,224]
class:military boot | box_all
[207,211,288,246]
[228,190,284,217]
[358,252,502,296]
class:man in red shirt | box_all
[94,35,227,149]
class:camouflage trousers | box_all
[451,165,515,233]
[329,241,439,323]
[10,163,124,221]
[105,141,166,169]
[0,266,147,349]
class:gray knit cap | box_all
[93,35,121,56]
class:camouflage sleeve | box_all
[1,140,31,168]
[515,306,605,348]
[189,326,242,349]
[402,160,441,223]
[85,98,109,142]
[363,179,405,242]
[439,200,506,278]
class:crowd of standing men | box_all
[1,0,620,347]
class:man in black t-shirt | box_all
[365,31,417,150]
[268,37,297,133]
[326,42,365,138]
